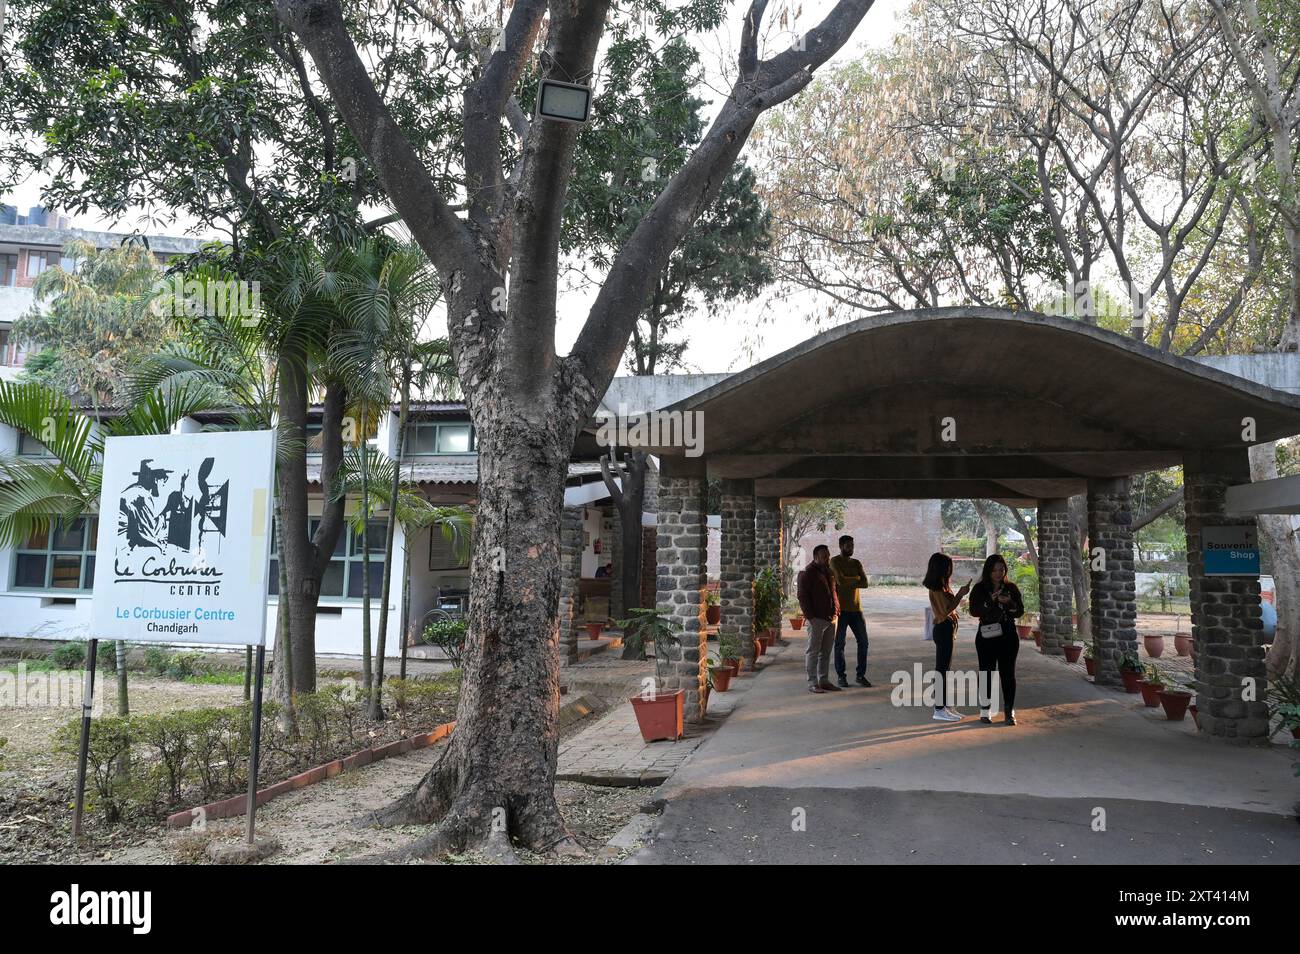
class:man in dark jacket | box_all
[798,544,841,693]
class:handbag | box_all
[979,622,1003,638]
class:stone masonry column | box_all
[558,505,584,663]
[1086,477,1138,687]
[1183,449,1267,742]
[655,461,709,722]
[1036,499,1074,655]
[720,480,757,668]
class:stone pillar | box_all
[720,479,757,667]
[1184,449,1267,742]
[656,463,709,722]
[1086,477,1138,687]
[1036,498,1074,655]
[558,505,584,663]
[608,504,624,622]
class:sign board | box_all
[1202,525,1260,576]
[91,430,276,646]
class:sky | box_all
[3,0,911,376]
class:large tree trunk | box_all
[377,404,577,855]
[1250,443,1299,678]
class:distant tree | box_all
[781,500,847,594]
[14,240,175,405]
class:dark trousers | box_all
[975,625,1019,713]
[834,611,868,680]
[932,619,954,710]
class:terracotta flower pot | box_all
[1120,669,1143,693]
[710,666,733,692]
[754,637,767,657]
[706,605,721,626]
[1034,630,1043,649]
[586,621,605,640]
[791,616,805,630]
[1063,643,1082,664]
[1084,656,1097,677]
[1189,703,1199,729]
[1016,623,1032,639]
[1143,634,1165,658]
[629,689,684,742]
[768,626,781,641]
[1157,689,1192,721]
[1138,681,1163,708]
[723,657,741,677]
[1174,633,1192,657]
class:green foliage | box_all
[1082,641,1096,661]
[1119,651,1144,673]
[704,589,720,607]
[421,618,468,667]
[1010,563,1039,614]
[616,607,682,671]
[718,633,743,661]
[1143,665,1169,689]
[752,566,781,631]
[1267,672,1300,721]
[46,640,116,672]
[13,240,176,403]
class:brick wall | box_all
[795,499,942,578]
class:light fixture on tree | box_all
[535,78,592,124]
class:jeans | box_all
[975,623,1019,714]
[834,611,869,680]
[805,617,835,684]
[932,619,955,710]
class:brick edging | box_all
[166,721,456,829]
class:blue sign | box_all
[1202,526,1260,576]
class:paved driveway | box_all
[632,594,1300,864]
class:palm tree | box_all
[330,239,456,717]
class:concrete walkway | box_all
[633,595,1300,864]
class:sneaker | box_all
[932,709,962,722]
[945,707,962,719]
[1004,711,1017,726]
[837,677,850,688]
[856,676,872,687]
[819,680,842,692]
[979,715,993,724]
[808,684,826,694]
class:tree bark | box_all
[1249,443,1299,678]
[377,403,577,853]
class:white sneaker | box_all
[946,707,963,718]
[932,709,961,722]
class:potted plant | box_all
[1063,642,1083,664]
[1016,620,1034,639]
[1119,651,1144,693]
[1173,622,1193,658]
[1033,629,1043,649]
[1138,665,1165,708]
[1157,683,1193,721]
[752,566,780,643]
[1082,641,1097,677]
[585,620,606,640]
[719,633,742,677]
[708,651,733,692]
[791,613,805,630]
[704,588,721,626]
[618,609,684,742]
[1266,673,1300,740]
[1142,631,1165,658]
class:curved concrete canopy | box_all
[650,307,1300,499]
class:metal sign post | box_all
[244,643,266,845]
[71,637,99,840]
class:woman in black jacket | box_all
[967,554,1023,725]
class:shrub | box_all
[54,716,135,823]
[421,619,468,667]
[49,641,86,671]
[143,646,171,676]
[1010,564,1040,614]
[164,652,203,680]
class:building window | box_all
[268,518,386,599]
[25,249,59,278]
[409,422,475,455]
[0,254,17,286]
[18,434,54,457]
[12,518,97,592]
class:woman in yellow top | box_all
[923,552,970,722]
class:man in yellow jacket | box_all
[829,535,871,687]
